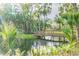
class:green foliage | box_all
[58,4,79,44]
[51,47,59,55]
[5,48,25,56]
[0,23,16,49]
[60,41,76,52]
[27,46,49,56]
[0,22,37,55]
[63,27,73,43]
[0,3,79,56]
[16,34,37,40]
[61,12,79,26]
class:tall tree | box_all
[58,3,79,41]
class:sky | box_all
[0,3,61,20]
[48,3,60,20]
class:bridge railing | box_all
[33,30,65,37]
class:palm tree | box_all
[58,3,79,41]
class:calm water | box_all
[32,36,67,48]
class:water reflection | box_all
[32,36,66,48]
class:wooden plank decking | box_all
[33,30,65,37]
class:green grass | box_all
[16,34,37,40]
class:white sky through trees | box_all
[0,3,60,20]
[48,4,60,19]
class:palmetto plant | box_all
[0,21,38,55]
[0,22,16,49]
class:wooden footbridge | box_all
[33,30,65,37]
[32,30,68,44]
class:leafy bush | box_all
[5,48,25,56]
[0,22,37,55]
[51,47,59,55]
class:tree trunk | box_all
[77,25,79,41]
